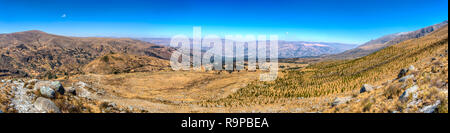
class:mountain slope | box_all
[209,23,448,111]
[328,20,448,59]
[0,31,174,78]
[82,53,170,75]
[277,41,357,58]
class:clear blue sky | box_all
[0,0,448,44]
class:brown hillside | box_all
[209,24,448,109]
[82,53,170,75]
[0,30,174,78]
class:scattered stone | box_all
[408,65,416,71]
[65,87,76,95]
[399,74,414,82]
[419,100,441,113]
[331,96,352,107]
[73,82,91,98]
[399,85,419,102]
[397,68,409,79]
[360,84,374,93]
[39,86,56,98]
[431,57,436,61]
[33,97,61,113]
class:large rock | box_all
[331,96,352,107]
[39,86,56,98]
[360,84,374,93]
[419,100,441,113]
[33,97,61,113]
[34,81,65,95]
[73,82,91,98]
[399,85,419,102]
[50,81,65,95]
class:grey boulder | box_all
[332,97,352,107]
[34,81,65,96]
[419,100,441,113]
[33,97,61,113]
[39,86,56,98]
[73,82,91,98]
[360,84,374,93]
[399,85,419,102]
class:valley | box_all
[0,22,448,113]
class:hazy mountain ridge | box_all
[327,20,448,59]
[137,38,357,58]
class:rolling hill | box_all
[208,23,448,113]
[0,30,174,78]
[82,53,170,75]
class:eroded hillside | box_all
[0,30,174,78]
[204,24,448,113]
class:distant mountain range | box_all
[136,38,357,58]
[326,20,449,59]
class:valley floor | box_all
[2,53,446,113]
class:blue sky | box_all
[0,0,448,44]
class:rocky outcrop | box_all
[10,81,37,113]
[331,97,352,107]
[419,100,441,113]
[34,81,65,98]
[399,85,419,102]
[33,97,61,113]
[39,86,56,98]
[72,82,92,98]
[1,79,145,113]
[360,84,374,93]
